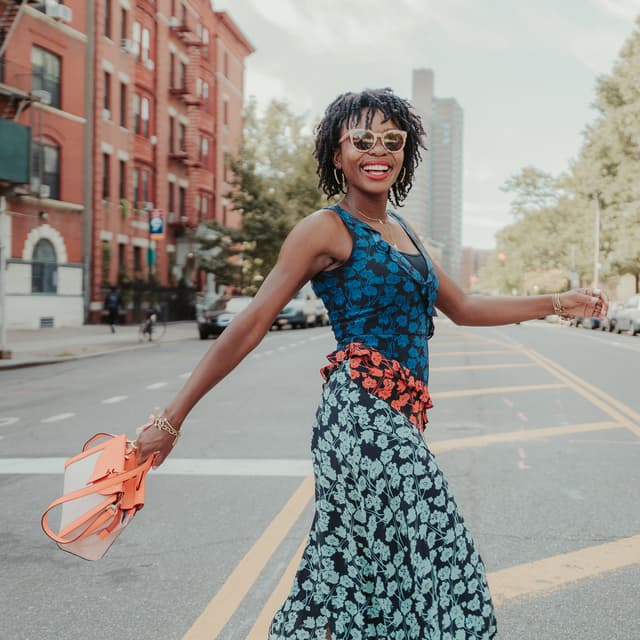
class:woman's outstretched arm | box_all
[433,263,608,327]
[135,209,348,466]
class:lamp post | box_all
[0,196,11,358]
[593,195,600,289]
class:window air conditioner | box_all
[144,58,155,71]
[30,177,41,192]
[169,17,180,28]
[144,202,154,211]
[46,3,73,23]
[30,89,51,105]
[39,185,51,199]
[103,108,111,121]
[120,39,137,55]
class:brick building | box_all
[0,0,252,329]
[0,0,88,329]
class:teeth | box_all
[363,165,389,172]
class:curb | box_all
[0,331,196,371]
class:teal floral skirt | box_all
[269,356,497,639]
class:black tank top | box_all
[400,251,428,280]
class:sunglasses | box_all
[338,128,407,153]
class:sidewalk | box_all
[0,321,197,370]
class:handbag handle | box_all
[41,453,155,545]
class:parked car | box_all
[601,301,623,332]
[274,287,318,329]
[315,297,330,326]
[615,294,640,335]
[197,296,253,339]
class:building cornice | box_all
[23,5,88,43]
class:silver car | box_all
[615,295,640,336]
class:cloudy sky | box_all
[214,0,639,249]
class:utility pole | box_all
[0,195,11,358]
[593,195,600,289]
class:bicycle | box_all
[138,307,167,342]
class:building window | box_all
[31,142,60,200]
[201,194,208,220]
[103,71,111,116]
[132,21,141,61]
[119,82,126,127]
[133,93,140,133]
[223,97,229,126]
[169,52,175,88]
[224,51,229,78]
[104,0,112,39]
[168,115,175,152]
[200,136,208,166]
[179,61,186,89]
[141,96,149,137]
[119,160,126,199]
[178,122,186,151]
[133,167,139,203]
[134,245,142,272]
[141,27,150,63]
[102,153,111,199]
[31,46,61,109]
[118,242,127,273]
[179,186,186,217]
[203,81,209,112]
[202,28,209,60]
[120,7,127,41]
[168,182,174,213]
[31,239,57,294]
[118,242,126,273]
[101,240,111,285]
[141,168,149,204]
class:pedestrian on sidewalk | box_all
[134,88,608,639]
[104,285,122,333]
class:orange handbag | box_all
[41,433,155,561]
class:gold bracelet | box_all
[149,413,180,439]
[552,293,571,320]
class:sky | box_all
[214,0,640,249]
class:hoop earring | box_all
[333,167,344,192]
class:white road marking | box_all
[252,353,263,359]
[264,350,274,356]
[101,395,128,404]
[0,457,314,476]
[277,346,287,351]
[0,417,19,428]
[309,332,331,341]
[41,413,75,424]
[517,447,530,470]
[179,372,192,378]
[146,382,168,390]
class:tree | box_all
[500,166,560,220]
[192,221,244,290]
[228,98,327,293]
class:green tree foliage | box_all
[192,220,244,289]
[228,98,327,294]
[479,19,640,294]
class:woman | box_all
[136,88,607,639]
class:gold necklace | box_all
[355,207,398,249]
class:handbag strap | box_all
[41,453,155,545]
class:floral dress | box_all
[268,205,497,639]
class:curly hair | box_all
[314,88,426,207]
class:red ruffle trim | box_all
[321,342,433,432]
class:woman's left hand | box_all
[560,288,609,320]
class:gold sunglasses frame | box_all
[338,128,407,153]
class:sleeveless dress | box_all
[268,205,497,639]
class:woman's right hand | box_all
[134,415,180,468]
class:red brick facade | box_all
[0,0,252,328]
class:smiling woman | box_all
[133,86,606,640]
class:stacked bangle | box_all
[552,293,570,320]
[149,413,181,441]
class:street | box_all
[1,320,639,640]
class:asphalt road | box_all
[1,320,638,640]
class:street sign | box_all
[149,209,165,240]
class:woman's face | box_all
[333,109,405,198]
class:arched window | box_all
[32,238,57,293]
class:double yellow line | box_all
[181,341,640,639]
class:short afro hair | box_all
[314,88,426,207]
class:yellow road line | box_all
[433,383,566,399]
[526,349,640,439]
[428,421,621,453]
[245,539,307,640]
[489,534,640,606]
[431,363,537,373]
[181,476,314,640]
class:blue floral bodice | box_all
[311,205,439,383]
